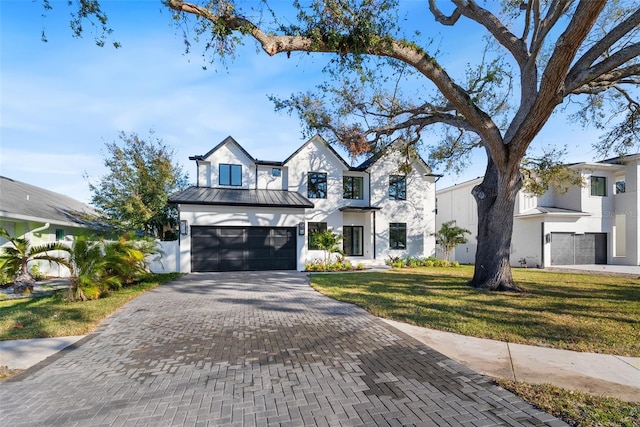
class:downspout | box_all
[30,222,50,236]
[366,170,376,259]
[27,222,51,275]
[255,164,258,189]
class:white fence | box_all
[148,240,180,274]
[11,239,181,279]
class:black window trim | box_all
[389,222,407,250]
[389,175,407,201]
[219,163,242,186]
[308,172,328,199]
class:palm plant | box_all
[432,221,471,262]
[103,234,157,287]
[68,234,110,301]
[0,227,71,294]
[311,230,345,265]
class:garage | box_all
[191,226,297,272]
[550,232,607,265]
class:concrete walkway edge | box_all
[383,318,640,403]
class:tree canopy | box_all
[88,131,189,239]
[46,0,640,289]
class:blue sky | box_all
[1,1,606,204]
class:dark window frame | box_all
[219,163,242,186]
[590,176,607,197]
[389,175,407,200]
[308,222,328,250]
[343,226,364,256]
[389,223,407,250]
[343,176,364,200]
[308,172,328,199]
[55,229,65,241]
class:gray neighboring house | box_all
[0,176,105,277]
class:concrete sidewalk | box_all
[384,319,640,402]
[2,320,638,403]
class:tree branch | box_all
[168,0,507,169]
[566,43,640,93]
[568,8,640,81]
[508,0,606,168]
[428,0,462,26]
[449,0,529,66]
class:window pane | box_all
[389,175,406,200]
[219,164,230,185]
[389,223,406,249]
[219,164,242,186]
[231,164,242,186]
[308,222,327,249]
[344,226,363,256]
[590,176,606,196]
[55,229,65,241]
[343,176,363,199]
[308,172,327,198]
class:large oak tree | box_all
[52,0,640,290]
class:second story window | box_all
[219,164,242,186]
[308,172,327,199]
[389,175,406,200]
[55,229,65,241]
[343,176,363,199]
[590,176,607,197]
[272,168,282,177]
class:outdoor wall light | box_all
[180,220,189,236]
[298,222,305,235]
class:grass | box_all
[309,266,640,356]
[495,380,640,427]
[0,273,180,341]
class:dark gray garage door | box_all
[191,226,297,272]
[550,232,607,265]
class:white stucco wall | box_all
[368,147,436,261]
[178,205,307,272]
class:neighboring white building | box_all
[436,154,640,268]
[170,135,439,272]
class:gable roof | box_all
[0,176,104,228]
[189,136,257,163]
[169,187,314,208]
[283,134,354,170]
[357,139,434,174]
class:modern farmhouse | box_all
[170,135,439,272]
[436,154,640,268]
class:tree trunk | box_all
[469,158,522,291]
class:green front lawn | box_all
[0,273,180,341]
[309,266,640,356]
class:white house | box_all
[170,135,439,272]
[436,154,640,268]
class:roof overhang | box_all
[515,207,592,219]
[338,206,382,212]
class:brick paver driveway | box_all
[0,272,565,426]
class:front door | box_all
[343,226,363,256]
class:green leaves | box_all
[88,131,189,239]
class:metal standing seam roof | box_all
[0,176,105,228]
[169,187,314,208]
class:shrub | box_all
[29,264,46,281]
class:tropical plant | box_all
[432,221,472,262]
[311,230,345,265]
[0,227,70,294]
[67,233,159,301]
[103,234,158,287]
[68,234,109,301]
